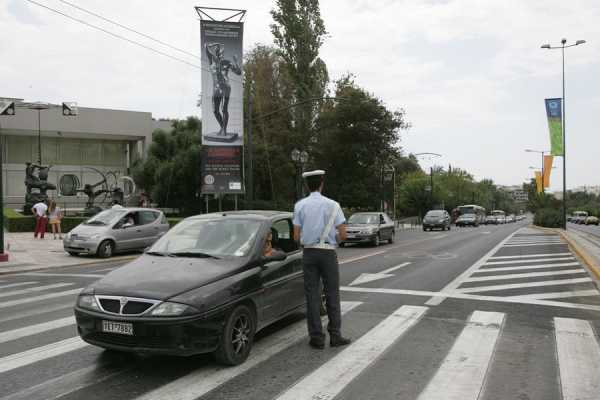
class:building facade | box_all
[0,98,171,209]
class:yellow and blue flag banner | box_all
[535,171,543,194]
[543,155,553,188]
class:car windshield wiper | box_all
[169,251,221,259]
[145,251,176,257]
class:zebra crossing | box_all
[0,276,600,399]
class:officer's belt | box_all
[303,243,336,250]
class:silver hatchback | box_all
[63,207,170,258]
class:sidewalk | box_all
[560,228,600,280]
[0,232,137,275]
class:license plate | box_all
[102,320,133,336]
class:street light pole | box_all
[525,149,550,194]
[541,38,586,230]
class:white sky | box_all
[2,0,599,191]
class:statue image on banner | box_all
[204,42,242,142]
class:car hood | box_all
[346,224,378,230]
[90,255,247,300]
[424,216,444,221]
[70,224,109,236]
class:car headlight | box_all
[438,219,445,223]
[77,295,100,311]
[149,302,199,316]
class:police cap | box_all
[302,170,325,179]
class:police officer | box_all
[293,170,351,349]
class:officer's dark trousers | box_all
[302,248,342,340]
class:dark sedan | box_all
[74,211,308,365]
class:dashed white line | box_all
[0,281,39,290]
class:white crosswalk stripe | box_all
[478,261,580,272]
[483,256,575,265]
[488,252,572,260]
[0,283,75,299]
[457,277,592,293]
[0,316,75,344]
[0,288,82,309]
[275,305,427,400]
[555,317,600,400]
[0,337,88,374]
[16,272,105,278]
[464,269,586,282]
[134,301,363,400]
[0,303,73,324]
[507,289,600,300]
[417,311,505,400]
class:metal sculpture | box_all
[59,168,136,216]
[24,162,57,214]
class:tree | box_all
[131,117,202,215]
[313,76,410,209]
[270,0,329,148]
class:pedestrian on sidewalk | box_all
[48,200,64,240]
[293,169,351,350]
[31,199,48,239]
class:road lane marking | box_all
[349,262,411,286]
[2,364,130,400]
[555,317,600,400]
[507,290,600,300]
[15,272,105,278]
[339,250,386,265]
[0,303,73,324]
[483,257,575,265]
[0,283,75,299]
[275,305,428,400]
[0,316,75,344]
[488,252,572,260]
[477,262,581,272]
[504,243,566,247]
[0,337,88,374]
[0,288,82,309]
[463,269,586,282]
[425,228,520,306]
[456,277,592,293]
[0,281,39,290]
[341,286,600,312]
[134,301,362,400]
[416,311,504,400]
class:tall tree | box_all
[270,0,329,149]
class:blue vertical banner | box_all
[544,98,563,156]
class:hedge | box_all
[534,208,564,228]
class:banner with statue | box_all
[544,98,563,156]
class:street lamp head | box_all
[541,44,551,49]
[291,148,300,162]
[561,38,567,45]
[299,151,309,164]
[575,40,586,45]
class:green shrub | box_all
[167,217,183,227]
[3,208,87,232]
[534,208,564,228]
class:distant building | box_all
[0,98,172,209]
[498,185,529,203]
[572,185,600,196]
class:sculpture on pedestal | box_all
[24,162,56,214]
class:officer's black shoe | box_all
[309,338,325,349]
[330,335,352,347]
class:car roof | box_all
[187,210,292,221]
[110,207,162,213]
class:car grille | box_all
[96,296,160,316]
[88,332,167,348]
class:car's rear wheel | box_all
[97,240,114,258]
[215,304,256,366]
[388,231,395,244]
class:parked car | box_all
[572,211,589,224]
[456,213,479,227]
[422,209,451,231]
[485,215,497,225]
[74,211,315,366]
[585,216,599,226]
[341,212,395,247]
[506,215,515,223]
[64,207,170,258]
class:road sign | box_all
[62,102,78,116]
[0,100,15,115]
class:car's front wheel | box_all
[96,240,114,258]
[372,234,380,246]
[388,231,395,244]
[215,304,256,366]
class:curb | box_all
[0,254,139,276]
[531,225,600,280]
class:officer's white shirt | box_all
[293,192,345,246]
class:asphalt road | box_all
[2,219,600,400]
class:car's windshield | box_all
[148,218,261,257]
[348,214,379,224]
[461,214,475,218]
[83,209,127,226]
[425,211,444,217]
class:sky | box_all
[2,0,599,191]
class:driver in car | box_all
[263,231,284,258]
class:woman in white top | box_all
[48,200,63,240]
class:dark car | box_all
[422,210,451,231]
[340,212,395,247]
[74,211,313,366]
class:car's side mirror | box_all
[261,251,287,265]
